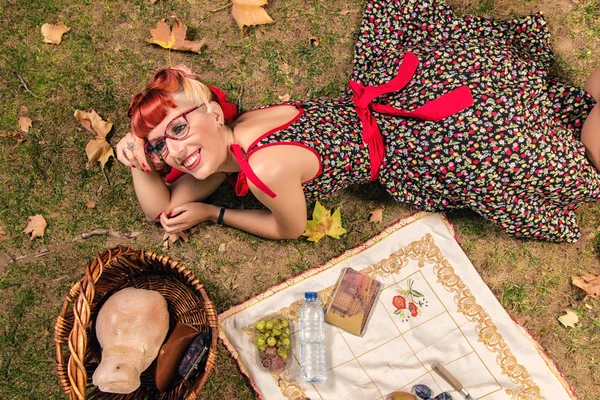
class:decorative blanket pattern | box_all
[219,212,576,400]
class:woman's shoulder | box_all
[232,104,301,148]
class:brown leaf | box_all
[369,207,383,223]
[41,21,70,45]
[18,116,32,133]
[278,93,291,102]
[309,36,319,47]
[19,105,29,114]
[74,109,112,138]
[86,200,96,209]
[1,131,26,143]
[163,230,189,245]
[0,225,6,239]
[74,110,114,169]
[232,0,275,30]
[146,18,205,53]
[572,274,600,297]
[85,138,114,169]
[23,215,47,240]
[338,9,358,15]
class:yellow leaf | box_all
[302,201,346,242]
[146,18,205,53]
[232,0,275,30]
[558,310,579,328]
[23,215,47,240]
[18,116,32,133]
[41,21,70,45]
[74,109,114,169]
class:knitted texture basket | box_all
[54,246,218,399]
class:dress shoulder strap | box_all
[230,144,277,199]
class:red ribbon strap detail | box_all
[349,52,474,181]
[230,144,277,198]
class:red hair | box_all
[127,68,216,138]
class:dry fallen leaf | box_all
[369,207,383,223]
[338,9,358,15]
[309,36,319,47]
[74,109,114,170]
[23,215,47,240]
[1,131,26,143]
[146,18,205,53]
[41,21,70,45]
[19,105,29,114]
[232,0,275,30]
[278,93,291,102]
[572,274,600,297]
[302,201,346,242]
[0,225,6,239]
[218,243,226,252]
[86,200,96,209]
[18,116,32,133]
[558,310,579,328]
[162,230,189,250]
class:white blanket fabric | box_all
[219,212,576,400]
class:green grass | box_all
[1,0,600,398]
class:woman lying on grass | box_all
[117,0,600,242]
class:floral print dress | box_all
[234,0,598,242]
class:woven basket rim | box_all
[54,246,218,400]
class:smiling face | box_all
[145,93,228,180]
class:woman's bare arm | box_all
[132,166,226,222]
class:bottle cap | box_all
[304,292,317,300]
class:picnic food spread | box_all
[254,315,292,372]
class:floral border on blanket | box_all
[274,234,543,400]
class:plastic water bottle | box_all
[300,292,327,383]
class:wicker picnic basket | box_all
[54,246,218,400]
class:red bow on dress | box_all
[349,52,474,181]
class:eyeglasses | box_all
[144,105,205,158]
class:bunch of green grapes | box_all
[255,317,291,370]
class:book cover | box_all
[324,268,381,336]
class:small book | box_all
[324,268,381,336]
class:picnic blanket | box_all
[218,212,576,400]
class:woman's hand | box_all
[116,132,152,173]
[159,202,215,233]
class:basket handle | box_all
[66,247,131,399]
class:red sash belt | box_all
[349,51,474,181]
